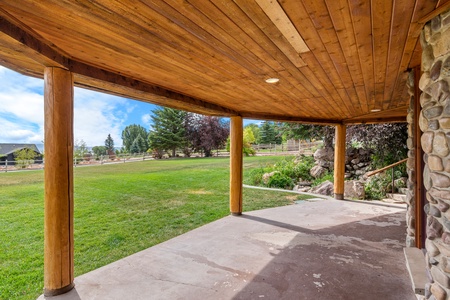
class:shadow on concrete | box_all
[233,211,414,300]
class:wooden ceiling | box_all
[0,0,449,124]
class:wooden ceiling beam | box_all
[0,9,238,117]
[241,112,341,125]
[343,116,406,124]
[0,9,68,68]
[418,0,450,24]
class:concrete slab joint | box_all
[420,10,450,300]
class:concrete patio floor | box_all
[39,199,415,300]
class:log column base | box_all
[231,212,242,216]
[44,282,75,297]
[334,193,344,200]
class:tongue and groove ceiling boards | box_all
[0,0,448,124]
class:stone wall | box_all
[311,146,372,180]
[406,71,416,248]
[420,11,450,300]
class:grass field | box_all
[0,156,314,300]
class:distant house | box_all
[0,143,43,164]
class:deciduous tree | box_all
[92,146,107,158]
[74,139,89,161]
[122,125,148,152]
[14,148,36,169]
[186,114,229,157]
[346,123,407,167]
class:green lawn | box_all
[0,156,313,300]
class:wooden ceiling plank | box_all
[326,0,369,113]
[232,0,306,68]
[187,0,285,72]
[298,54,351,119]
[23,14,282,113]
[300,0,361,115]
[389,0,438,109]
[280,0,343,88]
[280,0,355,118]
[0,49,44,78]
[43,32,251,105]
[160,0,319,116]
[254,0,309,54]
[3,0,260,84]
[140,0,274,76]
[1,5,240,88]
[89,1,302,111]
[400,0,438,68]
[371,0,393,111]
[276,72,332,117]
[212,0,325,101]
[0,6,240,117]
[382,0,415,110]
[84,0,265,78]
[409,38,422,68]
[347,0,375,111]
[216,0,339,118]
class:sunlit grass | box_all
[0,156,312,299]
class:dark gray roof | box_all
[0,143,40,155]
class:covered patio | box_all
[38,199,414,300]
[1,1,450,299]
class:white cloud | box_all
[0,116,42,143]
[141,113,151,127]
[0,68,133,147]
[73,88,131,146]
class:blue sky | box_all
[0,66,258,147]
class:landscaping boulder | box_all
[310,180,333,196]
[262,171,280,185]
[314,147,334,161]
[344,180,365,200]
[310,165,327,178]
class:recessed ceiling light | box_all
[371,109,381,112]
[265,78,279,84]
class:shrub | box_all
[364,173,391,200]
[267,172,294,189]
[364,165,407,200]
[245,156,315,189]
[243,146,256,156]
[245,167,269,186]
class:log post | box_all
[44,67,74,296]
[230,116,243,215]
[334,124,346,200]
[414,66,425,249]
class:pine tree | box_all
[259,121,282,144]
[104,134,114,154]
[130,139,140,154]
[148,107,187,157]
